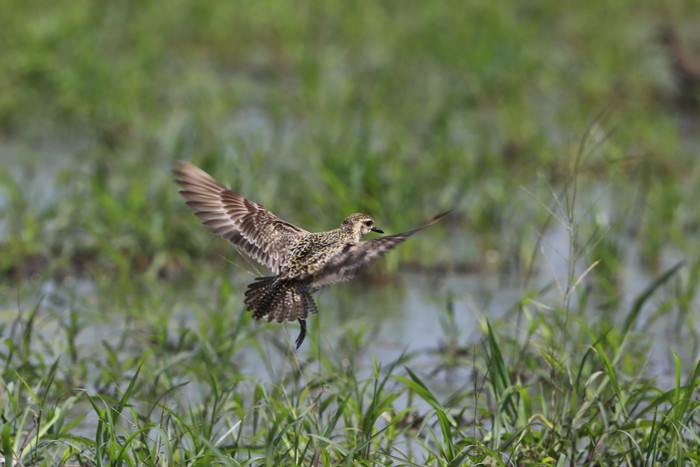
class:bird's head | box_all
[341,213,384,241]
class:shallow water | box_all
[8,265,693,389]
[2,144,698,445]
[2,239,697,454]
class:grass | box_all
[2,0,700,465]
[2,0,700,277]
[2,163,699,464]
[2,268,699,465]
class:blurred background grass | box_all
[2,0,700,286]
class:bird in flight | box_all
[174,161,447,349]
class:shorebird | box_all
[174,161,447,348]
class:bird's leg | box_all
[295,319,307,349]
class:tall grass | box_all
[2,0,700,465]
[2,154,699,464]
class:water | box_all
[6,256,693,387]
[2,145,699,452]
[2,238,697,455]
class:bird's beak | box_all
[371,227,384,234]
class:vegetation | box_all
[1,0,699,464]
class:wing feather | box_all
[174,161,309,273]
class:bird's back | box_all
[282,228,355,278]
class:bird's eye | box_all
[364,220,373,226]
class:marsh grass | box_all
[4,0,700,278]
[3,0,700,465]
[2,154,699,465]
[2,295,700,465]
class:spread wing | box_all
[174,161,309,273]
[304,212,448,290]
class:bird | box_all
[174,161,447,349]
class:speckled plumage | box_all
[174,161,447,348]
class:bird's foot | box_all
[295,319,307,349]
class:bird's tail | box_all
[244,276,318,323]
